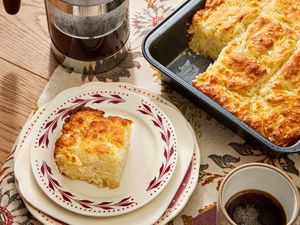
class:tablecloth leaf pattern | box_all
[2,0,300,225]
[81,52,144,82]
[0,148,39,224]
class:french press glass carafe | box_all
[3,0,129,73]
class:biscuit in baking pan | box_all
[188,0,265,59]
[261,0,300,34]
[192,16,299,146]
[54,107,133,189]
[249,45,300,146]
[234,16,298,77]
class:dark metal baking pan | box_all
[142,0,300,153]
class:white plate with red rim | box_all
[16,104,199,225]
[30,87,178,217]
[15,82,198,225]
[24,148,199,225]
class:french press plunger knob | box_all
[3,0,21,14]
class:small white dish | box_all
[30,87,178,216]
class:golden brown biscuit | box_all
[192,17,299,146]
[54,107,133,189]
[188,0,265,59]
[249,45,300,146]
[262,0,300,34]
[237,16,298,76]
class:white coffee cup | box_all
[217,163,300,225]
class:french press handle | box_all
[3,0,21,14]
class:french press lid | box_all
[3,0,124,14]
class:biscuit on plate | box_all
[54,107,133,189]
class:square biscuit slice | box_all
[54,107,133,189]
[262,0,300,34]
[188,0,265,59]
[249,44,300,146]
[237,16,298,76]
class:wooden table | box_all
[0,0,57,167]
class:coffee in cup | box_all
[217,163,300,225]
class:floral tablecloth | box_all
[1,0,300,224]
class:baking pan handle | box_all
[282,140,300,153]
[293,141,300,152]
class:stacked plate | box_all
[14,82,200,225]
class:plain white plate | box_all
[14,82,196,225]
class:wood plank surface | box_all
[0,0,58,78]
[0,58,47,167]
[0,0,58,167]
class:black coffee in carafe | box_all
[45,0,129,73]
[3,0,129,73]
[49,18,129,61]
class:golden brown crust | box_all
[192,0,224,23]
[53,107,133,188]
[246,17,294,53]
[263,0,300,32]
[54,107,132,157]
[193,73,251,119]
[260,47,300,146]
[192,3,258,32]
[224,51,267,92]
[192,16,299,146]
[242,17,298,73]
[189,0,264,59]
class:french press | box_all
[3,0,129,73]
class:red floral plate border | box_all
[25,150,199,225]
[15,82,199,224]
[30,88,178,217]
